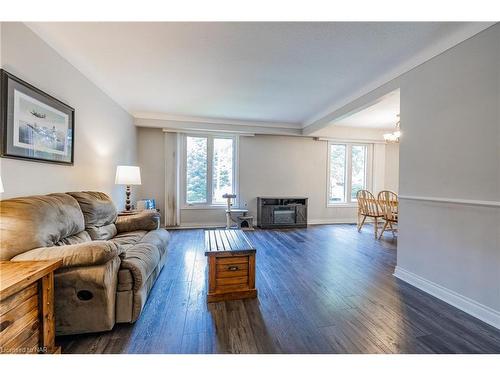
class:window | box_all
[328,142,370,205]
[212,138,234,204]
[186,136,208,204]
[350,145,367,201]
[183,134,237,206]
[329,144,346,203]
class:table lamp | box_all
[115,166,141,211]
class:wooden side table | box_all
[205,229,257,303]
[0,260,62,354]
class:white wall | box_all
[384,143,399,192]
[238,132,397,226]
[0,23,137,208]
[137,126,400,227]
[239,135,356,225]
[395,24,500,327]
[137,127,166,218]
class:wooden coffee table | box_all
[204,229,257,303]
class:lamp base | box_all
[125,185,131,211]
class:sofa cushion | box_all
[12,240,123,268]
[67,192,117,240]
[87,223,117,241]
[111,230,148,249]
[118,229,170,291]
[116,252,168,323]
[115,210,160,233]
[0,193,85,260]
[56,230,92,246]
[141,229,170,258]
[119,243,161,292]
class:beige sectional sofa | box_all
[0,191,170,335]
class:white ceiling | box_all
[331,89,400,130]
[27,22,492,128]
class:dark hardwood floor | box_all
[58,224,500,354]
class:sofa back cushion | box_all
[67,191,118,240]
[0,193,85,260]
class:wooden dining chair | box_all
[356,190,384,239]
[377,190,398,239]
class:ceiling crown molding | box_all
[134,115,303,136]
[133,112,302,129]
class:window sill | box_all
[182,205,228,210]
[327,203,358,208]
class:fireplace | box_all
[257,197,308,228]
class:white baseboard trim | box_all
[394,266,500,330]
[172,219,357,228]
[168,222,226,229]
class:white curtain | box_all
[164,132,180,227]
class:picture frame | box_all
[0,69,75,165]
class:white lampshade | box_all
[115,166,141,185]
[0,176,3,193]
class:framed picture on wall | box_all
[0,69,75,165]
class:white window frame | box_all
[327,142,373,207]
[180,133,239,209]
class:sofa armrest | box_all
[11,241,123,268]
[115,210,160,233]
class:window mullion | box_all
[182,134,187,206]
[233,136,238,206]
[369,145,372,191]
[206,136,213,205]
[346,144,353,203]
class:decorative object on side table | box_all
[204,229,257,303]
[136,198,156,211]
[115,165,142,211]
[0,69,75,165]
[0,260,62,354]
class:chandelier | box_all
[384,114,401,143]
